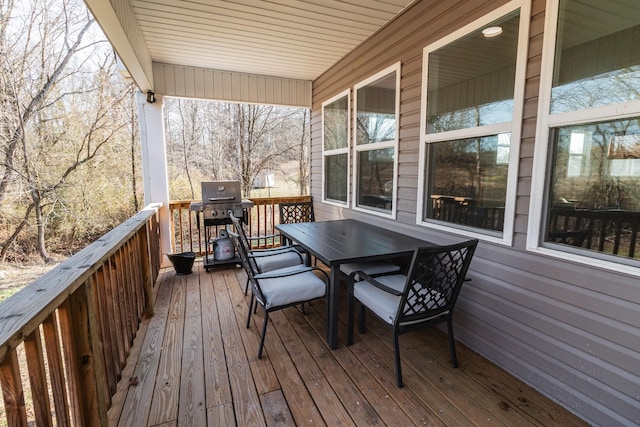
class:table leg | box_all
[327,266,341,349]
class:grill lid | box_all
[201,181,241,203]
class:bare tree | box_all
[295,109,310,195]
[163,98,310,199]
[128,82,140,211]
[0,1,96,202]
[229,104,303,195]
[0,0,139,262]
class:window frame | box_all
[352,62,401,219]
[322,89,351,207]
[527,0,640,276]
[416,0,531,246]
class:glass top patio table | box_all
[276,218,436,349]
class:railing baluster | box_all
[140,221,155,316]
[0,348,28,427]
[57,298,84,426]
[107,258,126,368]
[69,282,109,426]
[24,327,53,427]
[42,313,71,427]
[95,264,118,397]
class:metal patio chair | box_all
[347,239,478,387]
[229,221,328,359]
[229,213,306,294]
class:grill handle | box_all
[208,196,235,201]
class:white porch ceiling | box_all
[87,0,417,93]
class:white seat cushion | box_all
[354,274,406,324]
[354,274,446,325]
[340,262,400,281]
[254,250,303,273]
[257,265,326,309]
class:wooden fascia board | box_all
[84,0,154,91]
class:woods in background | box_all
[0,0,142,263]
[0,0,310,264]
[164,100,310,199]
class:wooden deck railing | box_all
[430,195,505,232]
[169,195,311,253]
[548,207,640,258]
[0,203,162,427]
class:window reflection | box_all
[324,96,349,150]
[356,72,396,145]
[543,0,640,261]
[546,119,640,259]
[357,148,394,210]
[426,135,508,232]
[325,153,348,203]
[355,65,398,214]
[323,93,349,205]
[426,11,520,133]
[551,0,640,114]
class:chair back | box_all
[229,212,251,249]
[397,239,478,325]
[228,217,268,303]
[279,200,315,224]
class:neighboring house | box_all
[89,0,639,425]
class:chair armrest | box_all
[254,266,311,279]
[254,266,329,283]
[352,271,403,296]
[249,245,297,254]
[247,247,302,259]
[247,233,278,241]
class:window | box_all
[418,1,529,244]
[530,0,640,269]
[353,63,400,217]
[322,91,350,205]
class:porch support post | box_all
[136,91,172,266]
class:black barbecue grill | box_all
[190,181,254,271]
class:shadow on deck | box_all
[107,261,588,426]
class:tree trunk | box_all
[32,189,52,263]
[130,85,139,211]
[298,109,309,195]
[0,204,33,262]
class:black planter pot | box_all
[167,251,196,275]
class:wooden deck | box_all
[107,261,589,426]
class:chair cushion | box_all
[257,265,326,309]
[354,274,446,325]
[254,250,303,273]
[340,262,400,281]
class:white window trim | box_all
[352,62,401,219]
[527,0,640,277]
[322,89,351,207]
[416,0,530,246]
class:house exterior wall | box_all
[152,63,312,107]
[310,1,639,425]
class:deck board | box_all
[108,262,591,426]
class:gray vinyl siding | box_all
[153,63,312,108]
[310,1,640,426]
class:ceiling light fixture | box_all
[482,26,503,38]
